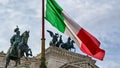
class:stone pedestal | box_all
[15,62,30,68]
[0,46,99,68]
[37,46,99,68]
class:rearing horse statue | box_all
[60,37,76,52]
[5,31,32,68]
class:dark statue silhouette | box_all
[5,26,32,68]
[60,37,76,52]
[47,30,59,46]
[56,35,63,47]
[47,30,76,52]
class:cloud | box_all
[97,60,120,68]
[57,0,120,24]
[0,0,9,4]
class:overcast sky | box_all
[0,0,120,68]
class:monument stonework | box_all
[0,46,99,68]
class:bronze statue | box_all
[60,37,76,52]
[47,30,59,46]
[68,40,76,52]
[5,26,32,68]
[10,26,21,55]
[56,35,63,47]
[60,37,71,50]
[47,30,76,52]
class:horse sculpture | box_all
[56,35,63,47]
[68,40,76,52]
[60,37,76,52]
[5,31,32,68]
[47,30,76,52]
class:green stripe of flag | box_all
[45,0,66,33]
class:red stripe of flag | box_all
[77,28,105,60]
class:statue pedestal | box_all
[36,46,99,68]
[15,62,30,68]
[15,65,30,68]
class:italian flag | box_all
[45,0,105,60]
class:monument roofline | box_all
[37,46,96,64]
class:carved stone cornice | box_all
[45,46,95,63]
[45,46,98,68]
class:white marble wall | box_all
[0,46,99,68]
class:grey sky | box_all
[0,0,120,68]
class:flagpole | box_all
[40,0,47,68]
